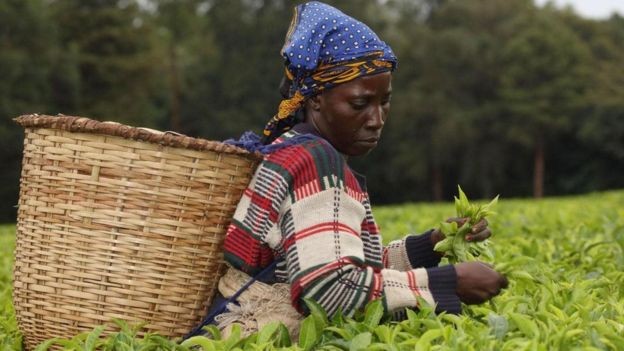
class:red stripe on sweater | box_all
[344,170,365,202]
[295,149,320,200]
[224,224,273,268]
[407,270,421,296]
[224,226,260,266]
[270,145,322,201]
[297,222,359,239]
[371,272,383,300]
[297,257,357,287]
[249,190,274,213]
[382,247,389,268]
[282,222,360,251]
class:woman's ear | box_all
[303,95,321,123]
[308,94,322,111]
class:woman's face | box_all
[309,72,392,156]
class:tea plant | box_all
[0,225,21,350]
[1,190,623,350]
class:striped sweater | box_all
[223,123,461,317]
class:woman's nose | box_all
[366,105,385,129]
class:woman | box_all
[212,1,507,337]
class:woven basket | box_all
[12,114,261,349]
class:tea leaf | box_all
[298,315,319,351]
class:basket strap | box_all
[183,260,279,340]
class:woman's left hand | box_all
[431,217,492,246]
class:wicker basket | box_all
[12,114,261,349]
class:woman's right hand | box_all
[455,262,508,304]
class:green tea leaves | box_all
[487,313,509,340]
[2,190,624,350]
[349,332,372,351]
[435,185,499,263]
[298,315,320,350]
[363,300,384,329]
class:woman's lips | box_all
[357,138,379,146]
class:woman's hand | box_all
[455,262,508,304]
[429,218,504,303]
[430,217,492,246]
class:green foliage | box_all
[2,191,624,349]
[33,320,186,351]
[1,0,624,222]
[0,0,60,222]
[434,186,498,263]
[0,226,20,350]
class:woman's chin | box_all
[343,142,378,157]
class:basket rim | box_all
[14,114,263,160]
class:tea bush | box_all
[1,190,623,350]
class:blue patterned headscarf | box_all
[261,1,397,144]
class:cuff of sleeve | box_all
[405,230,442,268]
[426,265,461,314]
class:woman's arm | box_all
[384,230,442,271]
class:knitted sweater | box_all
[223,124,461,316]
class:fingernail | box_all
[465,235,472,241]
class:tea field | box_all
[1,190,623,350]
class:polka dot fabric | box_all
[282,1,396,78]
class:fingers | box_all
[490,271,509,299]
[446,217,466,225]
[446,217,492,242]
[466,228,491,242]
[466,218,490,241]
[446,217,488,230]
[459,262,508,302]
[430,229,445,244]
[471,218,488,233]
[481,262,494,269]
[499,274,509,289]
[484,263,509,290]
[490,276,509,299]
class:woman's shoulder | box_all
[272,131,342,158]
[264,132,346,176]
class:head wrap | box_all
[261,1,397,144]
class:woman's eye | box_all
[350,101,367,110]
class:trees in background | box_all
[499,7,590,198]
[48,0,165,126]
[0,0,60,222]
[358,0,624,203]
[0,0,623,221]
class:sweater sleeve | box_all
[271,141,461,317]
[384,230,443,270]
[223,156,291,275]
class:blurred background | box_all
[1,0,623,223]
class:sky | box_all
[534,0,624,19]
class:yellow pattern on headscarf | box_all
[277,91,305,119]
[312,58,393,85]
[262,91,306,137]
